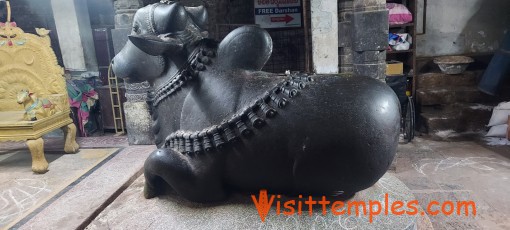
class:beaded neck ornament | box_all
[150,56,314,154]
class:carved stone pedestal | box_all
[124,82,155,145]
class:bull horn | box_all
[185,6,208,31]
[128,34,184,56]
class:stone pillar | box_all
[338,0,353,73]
[50,0,98,72]
[113,0,155,145]
[351,0,388,81]
[310,0,338,74]
[112,0,142,54]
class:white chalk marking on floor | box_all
[412,157,510,176]
[0,179,50,225]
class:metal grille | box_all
[215,24,307,74]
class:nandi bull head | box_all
[16,89,31,104]
[112,2,208,83]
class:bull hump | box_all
[217,26,273,71]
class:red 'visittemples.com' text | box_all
[251,190,477,223]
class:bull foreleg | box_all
[144,148,227,202]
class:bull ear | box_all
[128,34,184,56]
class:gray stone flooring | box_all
[393,138,510,229]
[85,173,430,230]
[4,137,510,229]
[15,145,155,230]
[0,148,120,229]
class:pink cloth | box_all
[68,89,97,137]
[387,3,413,25]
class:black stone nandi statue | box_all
[112,1,400,203]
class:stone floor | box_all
[0,148,120,228]
[393,138,510,229]
[0,135,135,229]
[2,136,510,229]
[84,173,430,230]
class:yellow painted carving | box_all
[17,89,57,121]
[26,138,49,174]
[63,123,80,153]
[0,22,79,174]
[0,24,66,111]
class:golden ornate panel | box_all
[0,22,67,111]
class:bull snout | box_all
[111,54,130,80]
[112,41,166,83]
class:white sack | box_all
[486,124,508,137]
[487,101,510,127]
